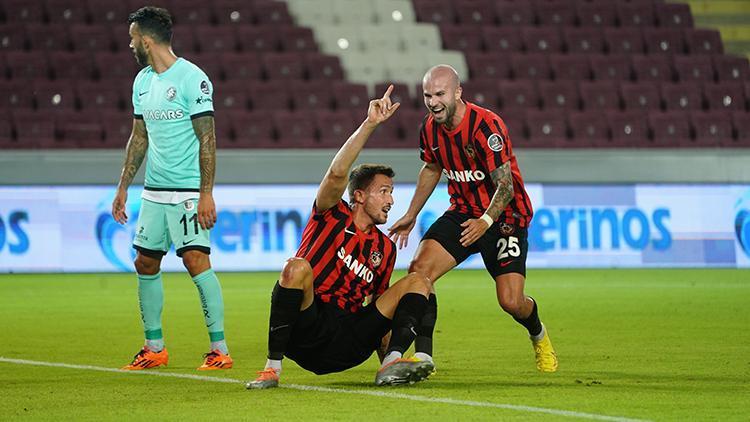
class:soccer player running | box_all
[112,7,232,371]
[246,86,434,389]
[388,65,558,373]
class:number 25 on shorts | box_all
[497,236,520,260]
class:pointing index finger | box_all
[381,84,394,101]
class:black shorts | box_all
[422,210,528,278]
[284,297,391,375]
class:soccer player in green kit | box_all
[112,7,232,371]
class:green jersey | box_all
[132,58,214,200]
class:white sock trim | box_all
[413,352,433,363]
[381,351,402,368]
[265,359,282,374]
[531,323,546,342]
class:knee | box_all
[407,259,431,278]
[279,258,312,289]
[134,255,160,275]
[498,295,524,317]
[404,272,432,297]
[181,251,209,274]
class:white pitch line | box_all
[0,357,648,422]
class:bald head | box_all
[423,64,461,91]
[422,64,464,127]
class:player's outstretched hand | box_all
[459,218,491,247]
[198,193,217,230]
[111,188,128,224]
[388,213,417,249]
[366,84,401,126]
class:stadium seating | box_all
[499,80,540,110]
[661,83,703,111]
[621,82,662,111]
[525,110,567,147]
[495,1,534,26]
[228,111,276,147]
[689,112,733,147]
[563,27,605,54]
[291,81,335,111]
[576,1,617,27]
[685,28,723,55]
[538,81,580,110]
[580,81,620,111]
[315,110,359,147]
[606,111,650,147]
[550,54,591,81]
[0,0,748,149]
[462,79,501,108]
[567,111,606,148]
[75,80,125,110]
[604,27,646,54]
[649,111,691,147]
[673,55,715,82]
[534,0,576,26]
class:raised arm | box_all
[192,115,217,230]
[112,118,149,224]
[387,161,442,249]
[315,85,401,211]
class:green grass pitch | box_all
[1,269,747,421]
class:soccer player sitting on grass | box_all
[246,86,434,389]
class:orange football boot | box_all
[197,350,234,370]
[121,347,169,370]
[245,368,280,389]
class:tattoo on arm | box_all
[485,162,514,220]
[118,119,148,189]
[192,116,216,193]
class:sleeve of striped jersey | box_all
[474,114,512,171]
[377,248,397,296]
[312,199,348,219]
[185,68,214,118]
[131,75,142,119]
[418,122,435,163]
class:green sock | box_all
[192,269,227,353]
[137,272,164,349]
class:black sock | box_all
[387,293,428,355]
[513,297,543,337]
[267,281,304,360]
[414,293,437,356]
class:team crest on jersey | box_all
[499,223,514,235]
[166,86,177,101]
[369,251,383,268]
[200,80,210,95]
[184,200,194,211]
[487,133,504,152]
[464,143,476,159]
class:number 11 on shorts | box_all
[180,213,199,236]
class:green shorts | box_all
[133,198,211,258]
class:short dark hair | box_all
[348,164,395,200]
[128,7,172,44]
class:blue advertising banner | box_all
[1,184,749,272]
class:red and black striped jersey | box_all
[419,101,533,228]
[296,200,397,313]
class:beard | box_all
[431,101,456,124]
[134,46,149,67]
